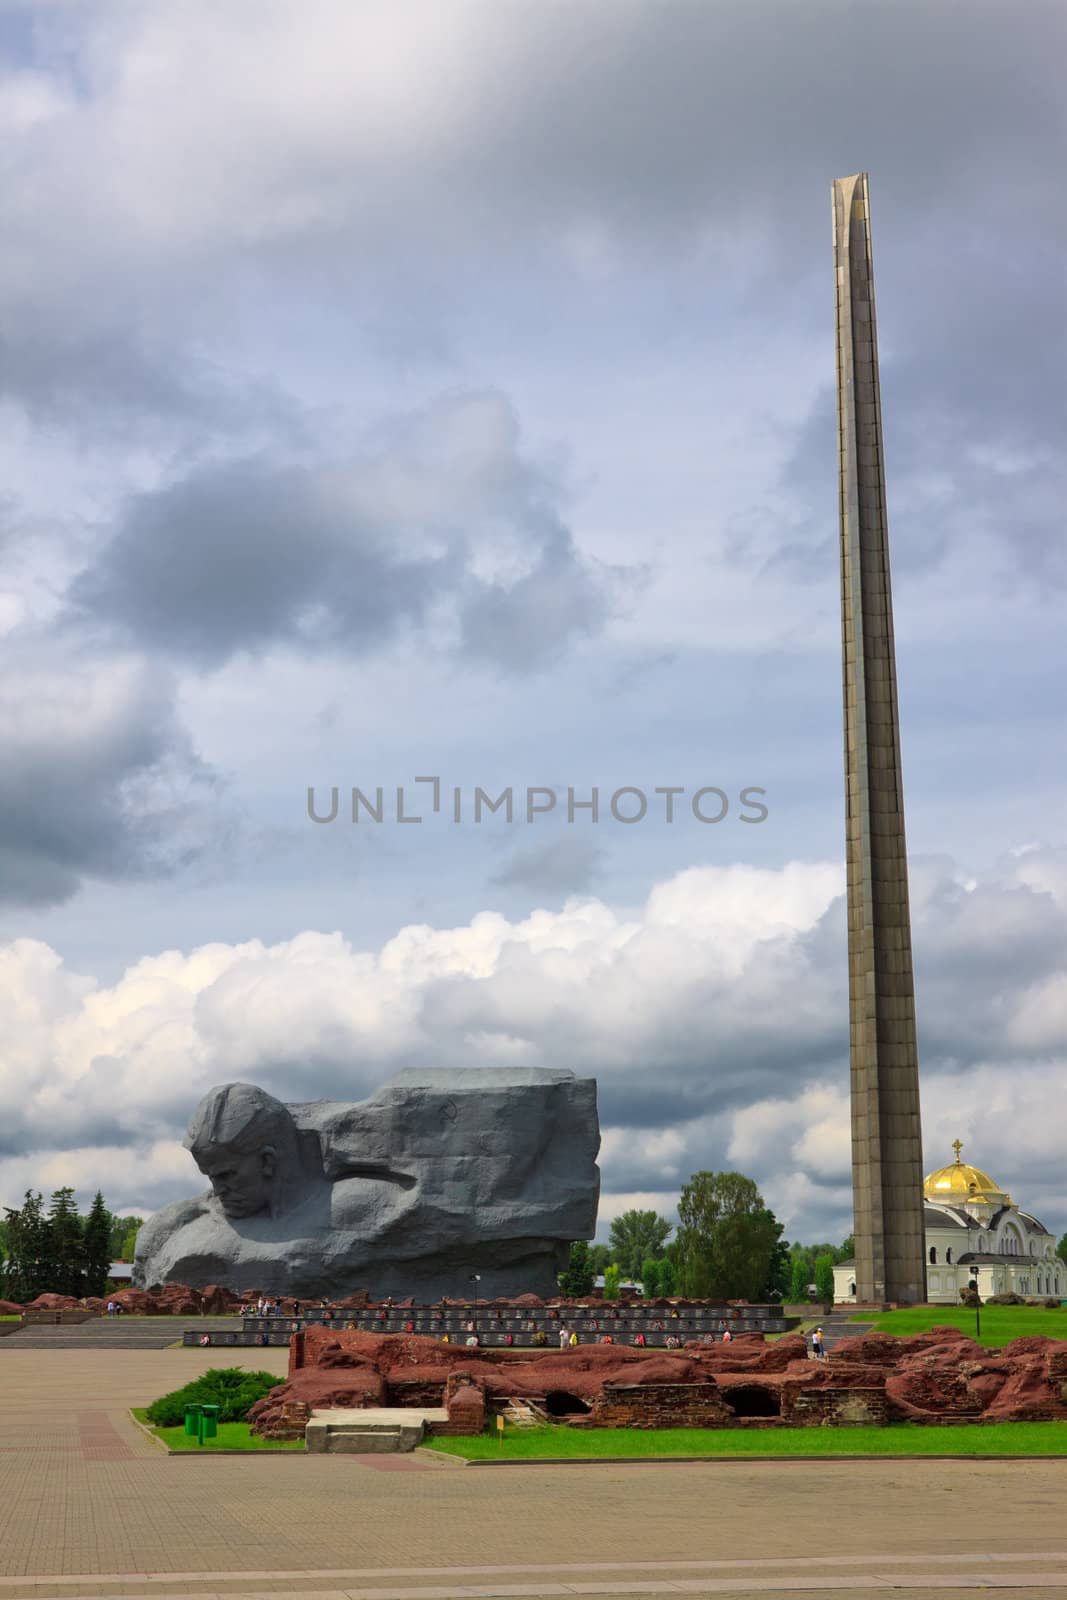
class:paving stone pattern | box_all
[2,1350,1067,1599]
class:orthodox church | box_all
[834,1142,1064,1305]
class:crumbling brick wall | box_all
[589,1382,735,1429]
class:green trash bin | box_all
[199,1405,219,1441]
[184,1404,202,1437]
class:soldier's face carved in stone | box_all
[196,1144,277,1218]
[184,1084,299,1221]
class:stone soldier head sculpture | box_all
[137,1068,600,1298]
[184,1083,303,1219]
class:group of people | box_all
[104,1300,125,1316]
[243,1296,288,1318]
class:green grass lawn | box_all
[130,1408,304,1452]
[427,1420,1067,1461]
[853,1305,1067,1347]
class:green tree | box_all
[788,1255,810,1303]
[673,1171,781,1300]
[814,1252,836,1304]
[838,1234,855,1263]
[48,1188,85,1298]
[657,1256,677,1295]
[608,1209,672,1280]
[109,1214,144,1259]
[558,1241,595,1297]
[120,1220,144,1262]
[758,1213,790,1300]
[3,1192,54,1302]
[82,1192,113,1298]
[602,1263,622,1300]
[641,1258,661,1297]
[587,1243,611,1277]
[1056,1232,1067,1265]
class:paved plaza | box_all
[1,1349,1066,1599]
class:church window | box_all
[929,1247,937,1264]
[946,1248,952,1263]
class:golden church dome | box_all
[924,1141,1010,1205]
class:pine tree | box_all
[48,1188,85,1298]
[558,1240,594,1296]
[3,1192,53,1302]
[82,1192,113,1298]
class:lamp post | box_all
[969,1275,981,1342]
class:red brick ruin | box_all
[247,1322,1067,1439]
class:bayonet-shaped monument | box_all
[833,172,926,1305]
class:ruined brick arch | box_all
[543,1391,591,1418]
[722,1384,780,1418]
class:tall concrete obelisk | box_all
[833,173,926,1305]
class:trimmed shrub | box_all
[145,1367,281,1426]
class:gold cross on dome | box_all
[952,1139,964,1165]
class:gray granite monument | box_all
[133,1067,600,1299]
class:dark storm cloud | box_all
[0,647,217,907]
[768,258,1067,590]
[5,2,1062,427]
[0,323,282,435]
[68,395,621,672]
[69,457,449,667]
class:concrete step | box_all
[1,1317,246,1350]
[500,1399,538,1425]
[821,1318,874,1351]
[305,1406,448,1454]
[5,1334,185,1349]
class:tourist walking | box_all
[812,1327,825,1359]
[558,1323,570,1349]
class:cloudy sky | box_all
[1,0,1064,1250]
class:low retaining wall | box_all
[20,1309,99,1326]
